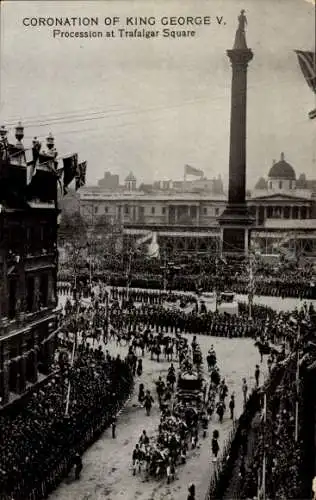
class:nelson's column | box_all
[219,10,254,255]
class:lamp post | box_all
[125,249,133,302]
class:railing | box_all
[0,305,58,336]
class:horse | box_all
[193,350,203,366]
[206,352,217,371]
[150,344,161,362]
[164,341,174,362]
[254,340,278,363]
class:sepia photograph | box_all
[0,0,316,499]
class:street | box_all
[50,316,266,500]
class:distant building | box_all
[172,175,224,194]
[58,187,80,215]
[255,177,268,190]
[98,171,119,190]
[79,152,316,257]
[124,172,137,191]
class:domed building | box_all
[124,172,137,191]
[267,152,296,191]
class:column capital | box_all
[227,48,253,66]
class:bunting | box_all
[63,153,78,189]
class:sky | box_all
[0,0,315,188]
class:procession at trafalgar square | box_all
[1,1,316,499]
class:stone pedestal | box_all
[221,226,251,255]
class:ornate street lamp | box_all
[15,122,24,145]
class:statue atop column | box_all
[233,9,248,50]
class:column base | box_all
[219,203,254,225]
[220,226,251,255]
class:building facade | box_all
[0,124,83,406]
[79,154,316,258]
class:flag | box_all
[146,232,160,259]
[295,50,316,93]
[26,138,41,185]
[184,164,204,177]
[56,168,66,196]
[75,161,87,190]
[63,153,78,188]
[309,108,316,119]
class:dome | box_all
[125,171,136,182]
[268,153,296,180]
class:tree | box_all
[58,212,87,283]
[58,211,87,246]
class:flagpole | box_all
[295,324,301,442]
[163,251,167,292]
[262,391,267,500]
[65,300,79,416]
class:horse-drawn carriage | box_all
[176,368,206,408]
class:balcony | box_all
[0,305,59,339]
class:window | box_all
[124,205,129,215]
[94,206,98,214]
[39,274,48,308]
[284,207,290,219]
[215,208,219,216]
[203,207,207,215]
[151,207,155,215]
[289,181,292,189]
[26,276,35,312]
[279,181,282,189]
[104,206,108,213]
[269,181,272,189]
[162,207,166,215]
[292,207,298,219]
[8,279,17,319]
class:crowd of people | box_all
[3,266,316,500]
[206,305,316,500]
[59,253,316,299]
[0,332,134,500]
[237,355,303,499]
